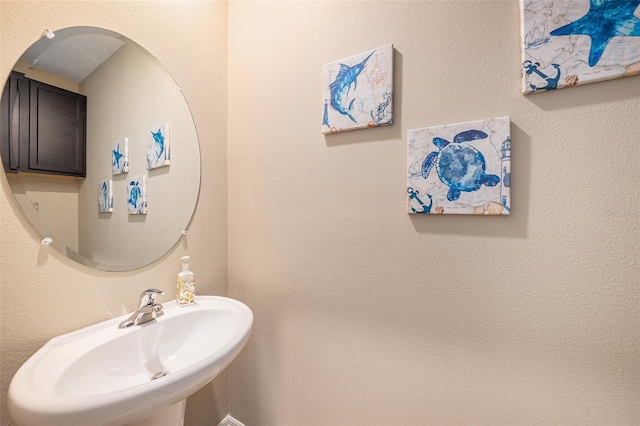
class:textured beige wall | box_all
[0,1,228,425]
[227,1,639,424]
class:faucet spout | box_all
[118,289,165,329]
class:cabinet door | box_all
[1,72,30,173]
[29,81,86,176]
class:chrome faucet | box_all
[118,289,165,329]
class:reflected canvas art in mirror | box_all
[1,26,201,271]
[519,0,640,94]
[147,123,170,169]
[112,137,129,175]
[127,176,147,215]
[98,180,113,213]
[407,117,511,215]
[322,44,393,134]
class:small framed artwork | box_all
[147,123,171,169]
[519,0,640,94]
[322,44,394,134]
[407,117,511,215]
[98,180,113,213]
[127,176,147,215]
[112,137,129,175]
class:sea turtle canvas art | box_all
[127,176,147,215]
[519,0,640,94]
[407,117,511,215]
[322,44,393,134]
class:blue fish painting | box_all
[322,44,394,134]
[151,129,164,155]
[147,123,171,170]
[329,50,375,123]
[520,0,640,94]
[407,117,511,215]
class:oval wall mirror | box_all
[1,27,201,271]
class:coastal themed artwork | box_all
[520,0,640,94]
[147,123,170,169]
[98,180,113,213]
[127,176,147,215]
[322,44,393,134]
[407,117,511,215]
[112,137,129,175]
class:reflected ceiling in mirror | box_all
[2,27,201,271]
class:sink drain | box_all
[151,371,168,381]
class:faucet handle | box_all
[139,288,165,307]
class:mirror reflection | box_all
[1,27,201,271]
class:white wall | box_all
[0,2,228,425]
[227,1,639,424]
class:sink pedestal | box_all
[127,399,187,426]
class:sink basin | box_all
[8,296,253,426]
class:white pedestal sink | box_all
[8,296,253,426]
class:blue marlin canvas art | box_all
[147,123,170,169]
[112,137,129,175]
[520,0,640,94]
[127,176,147,215]
[98,180,113,213]
[407,117,511,215]
[322,44,393,134]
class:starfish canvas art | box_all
[519,0,640,94]
[112,137,129,175]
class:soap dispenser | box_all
[176,256,196,306]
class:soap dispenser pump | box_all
[176,256,196,306]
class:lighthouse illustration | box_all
[501,137,511,211]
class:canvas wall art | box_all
[407,117,511,215]
[322,44,393,134]
[147,123,170,169]
[127,176,147,215]
[98,180,113,213]
[520,0,640,94]
[112,137,129,175]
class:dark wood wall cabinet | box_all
[1,71,86,177]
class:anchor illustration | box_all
[408,187,432,214]
[523,60,560,91]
